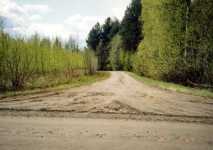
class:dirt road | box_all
[0,71,213,149]
[0,116,213,150]
[0,71,213,123]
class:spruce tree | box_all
[120,0,142,52]
[86,23,101,52]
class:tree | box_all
[109,35,123,70]
[40,38,51,49]
[108,18,120,41]
[65,36,79,52]
[185,0,213,85]
[120,0,142,52]
[135,0,187,80]
[53,37,62,50]
[97,17,120,70]
[87,23,101,52]
[100,17,113,44]
[184,0,192,58]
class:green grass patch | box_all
[128,72,213,99]
[0,72,110,98]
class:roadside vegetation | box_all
[129,72,213,98]
[0,21,102,92]
[0,72,109,99]
[87,0,213,92]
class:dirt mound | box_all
[89,100,141,114]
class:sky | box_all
[0,0,131,47]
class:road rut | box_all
[0,71,213,123]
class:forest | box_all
[87,0,213,88]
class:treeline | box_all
[135,0,213,87]
[87,0,213,87]
[87,0,142,71]
[0,23,97,90]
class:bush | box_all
[109,35,123,70]
[84,49,98,75]
[134,0,184,79]
[0,31,97,90]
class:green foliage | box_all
[184,0,213,85]
[0,72,110,98]
[0,30,97,90]
[84,49,98,75]
[109,35,123,70]
[129,72,213,98]
[120,0,143,52]
[135,0,187,80]
[53,37,62,50]
[109,34,134,71]
[134,0,213,87]
[65,36,79,52]
[87,18,120,70]
[87,0,143,71]
[87,23,101,52]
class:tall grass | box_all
[0,30,97,91]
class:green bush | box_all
[135,0,186,80]
[84,49,98,75]
[109,35,123,70]
[0,31,97,90]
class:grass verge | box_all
[128,72,213,99]
[0,72,110,99]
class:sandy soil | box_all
[0,71,213,123]
[0,116,213,150]
[0,71,213,149]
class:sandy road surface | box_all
[0,117,213,150]
[0,71,213,149]
[0,71,213,123]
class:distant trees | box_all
[87,23,101,53]
[53,37,62,50]
[120,0,143,52]
[87,0,142,70]
[109,35,123,71]
[98,18,120,70]
[65,36,79,52]
[0,19,97,90]
[87,17,120,70]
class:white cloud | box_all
[112,7,126,20]
[0,0,53,36]
[27,23,69,39]
[22,4,51,14]
[0,0,130,47]
[29,14,43,21]
[64,14,105,41]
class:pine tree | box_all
[86,23,101,52]
[120,0,142,52]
